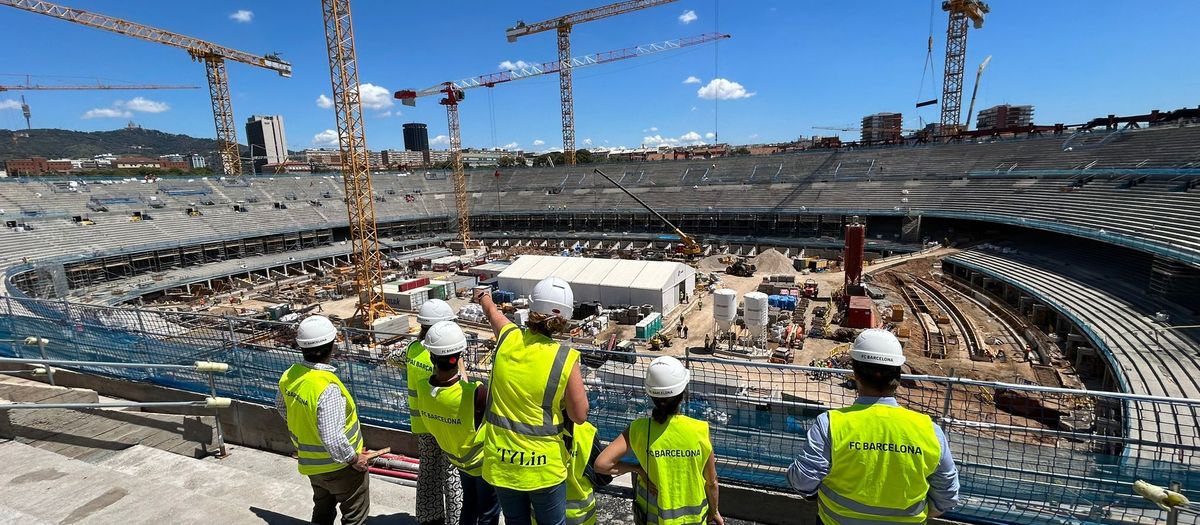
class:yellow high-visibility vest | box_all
[482,324,579,491]
[406,340,434,434]
[279,363,363,476]
[565,421,599,525]
[416,376,485,477]
[628,415,711,525]
[819,403,942,525]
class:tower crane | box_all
[320,0,391,326]
[939,0,989,134]
[0,81,198,129]
[396,33,730,248]
[1,0,292,176]
[505,0,680,165]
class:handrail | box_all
[0,398,231,410]
[0,357,229,373]
[0,353,232,456]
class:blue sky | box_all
[1,1,1197,152]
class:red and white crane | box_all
[395,32,730,247]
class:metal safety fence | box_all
[1,295,1196,525]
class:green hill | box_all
[0,128,245,161]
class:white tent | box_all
[497,255,695,314]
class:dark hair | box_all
[852,360,902,393]
[527,311,568,337]
[418,324,432,339]
[431,352,461,372]
[302,341,335,363]
[651,393,685,424]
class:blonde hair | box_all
[527,311,569,336]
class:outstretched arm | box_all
[473,288,512,338]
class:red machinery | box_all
[843,217,866,296]
[803,279,819,299]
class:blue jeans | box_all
[459,472,502,525]
[494,482,567,525]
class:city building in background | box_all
[245,115,289,173]
[976,104,1035,130]
[861,112,903,145]
[403,122,431,166]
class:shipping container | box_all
[396,276,430,292]
[385,286,429,311]
[845,296,876,329]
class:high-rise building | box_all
[245,115,289,173]
[976,104,1034,130]
[403,123,430,152]
[861,113,903,145]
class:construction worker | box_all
[417,320,501,525]
[560,414,612,525]
[596,356,723,525]
[473,277,589,525]
[409,299,463,525]
[786,328,960,524]
[276,315,372,525]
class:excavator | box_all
[593,169,702,258]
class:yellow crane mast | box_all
[1,0,292,176]
[505,0,680,165]
[320,0,391,326]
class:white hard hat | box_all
[849,328,905,366]
[417,299,456,326]
[645,356,690,398]
[423,320,468,356]
[296,315,337,349]
[531,277,574,318]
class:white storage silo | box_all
[743,292,769,337]
[712,289,738,333]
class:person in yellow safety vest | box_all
[417,320,501,525]
[786,329,960,525]
[561,415,613,525]
[275,315,375,525]
[596,356,724,525]
[409,299,463,525]
[473,277,590,525]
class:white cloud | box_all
[430,135,451,147]
[749,133,760,139]
[680,131,702,142]
[642,126,658,133]
[678,10,698,24]
[503,142,519,149]
[643,134,679,147]
[705,132,716,139]
[120,97,169,113]
[0,99,22,110]
[697,78,755,100]
[316,94,333,109]
[376,110,400,118]
[312,129,339,147]
[690,106,698,112]
[683,76,701,84]
[499,60,534,71]
[82,108,132,119]
[358,83,393,110]
[582,138,593,146]
[229,10,253,23]
[531,139,546,147]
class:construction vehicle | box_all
[648,332,672,351]
[725,258,756,277]
[803,279,819,299]
[593,168,703,257]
